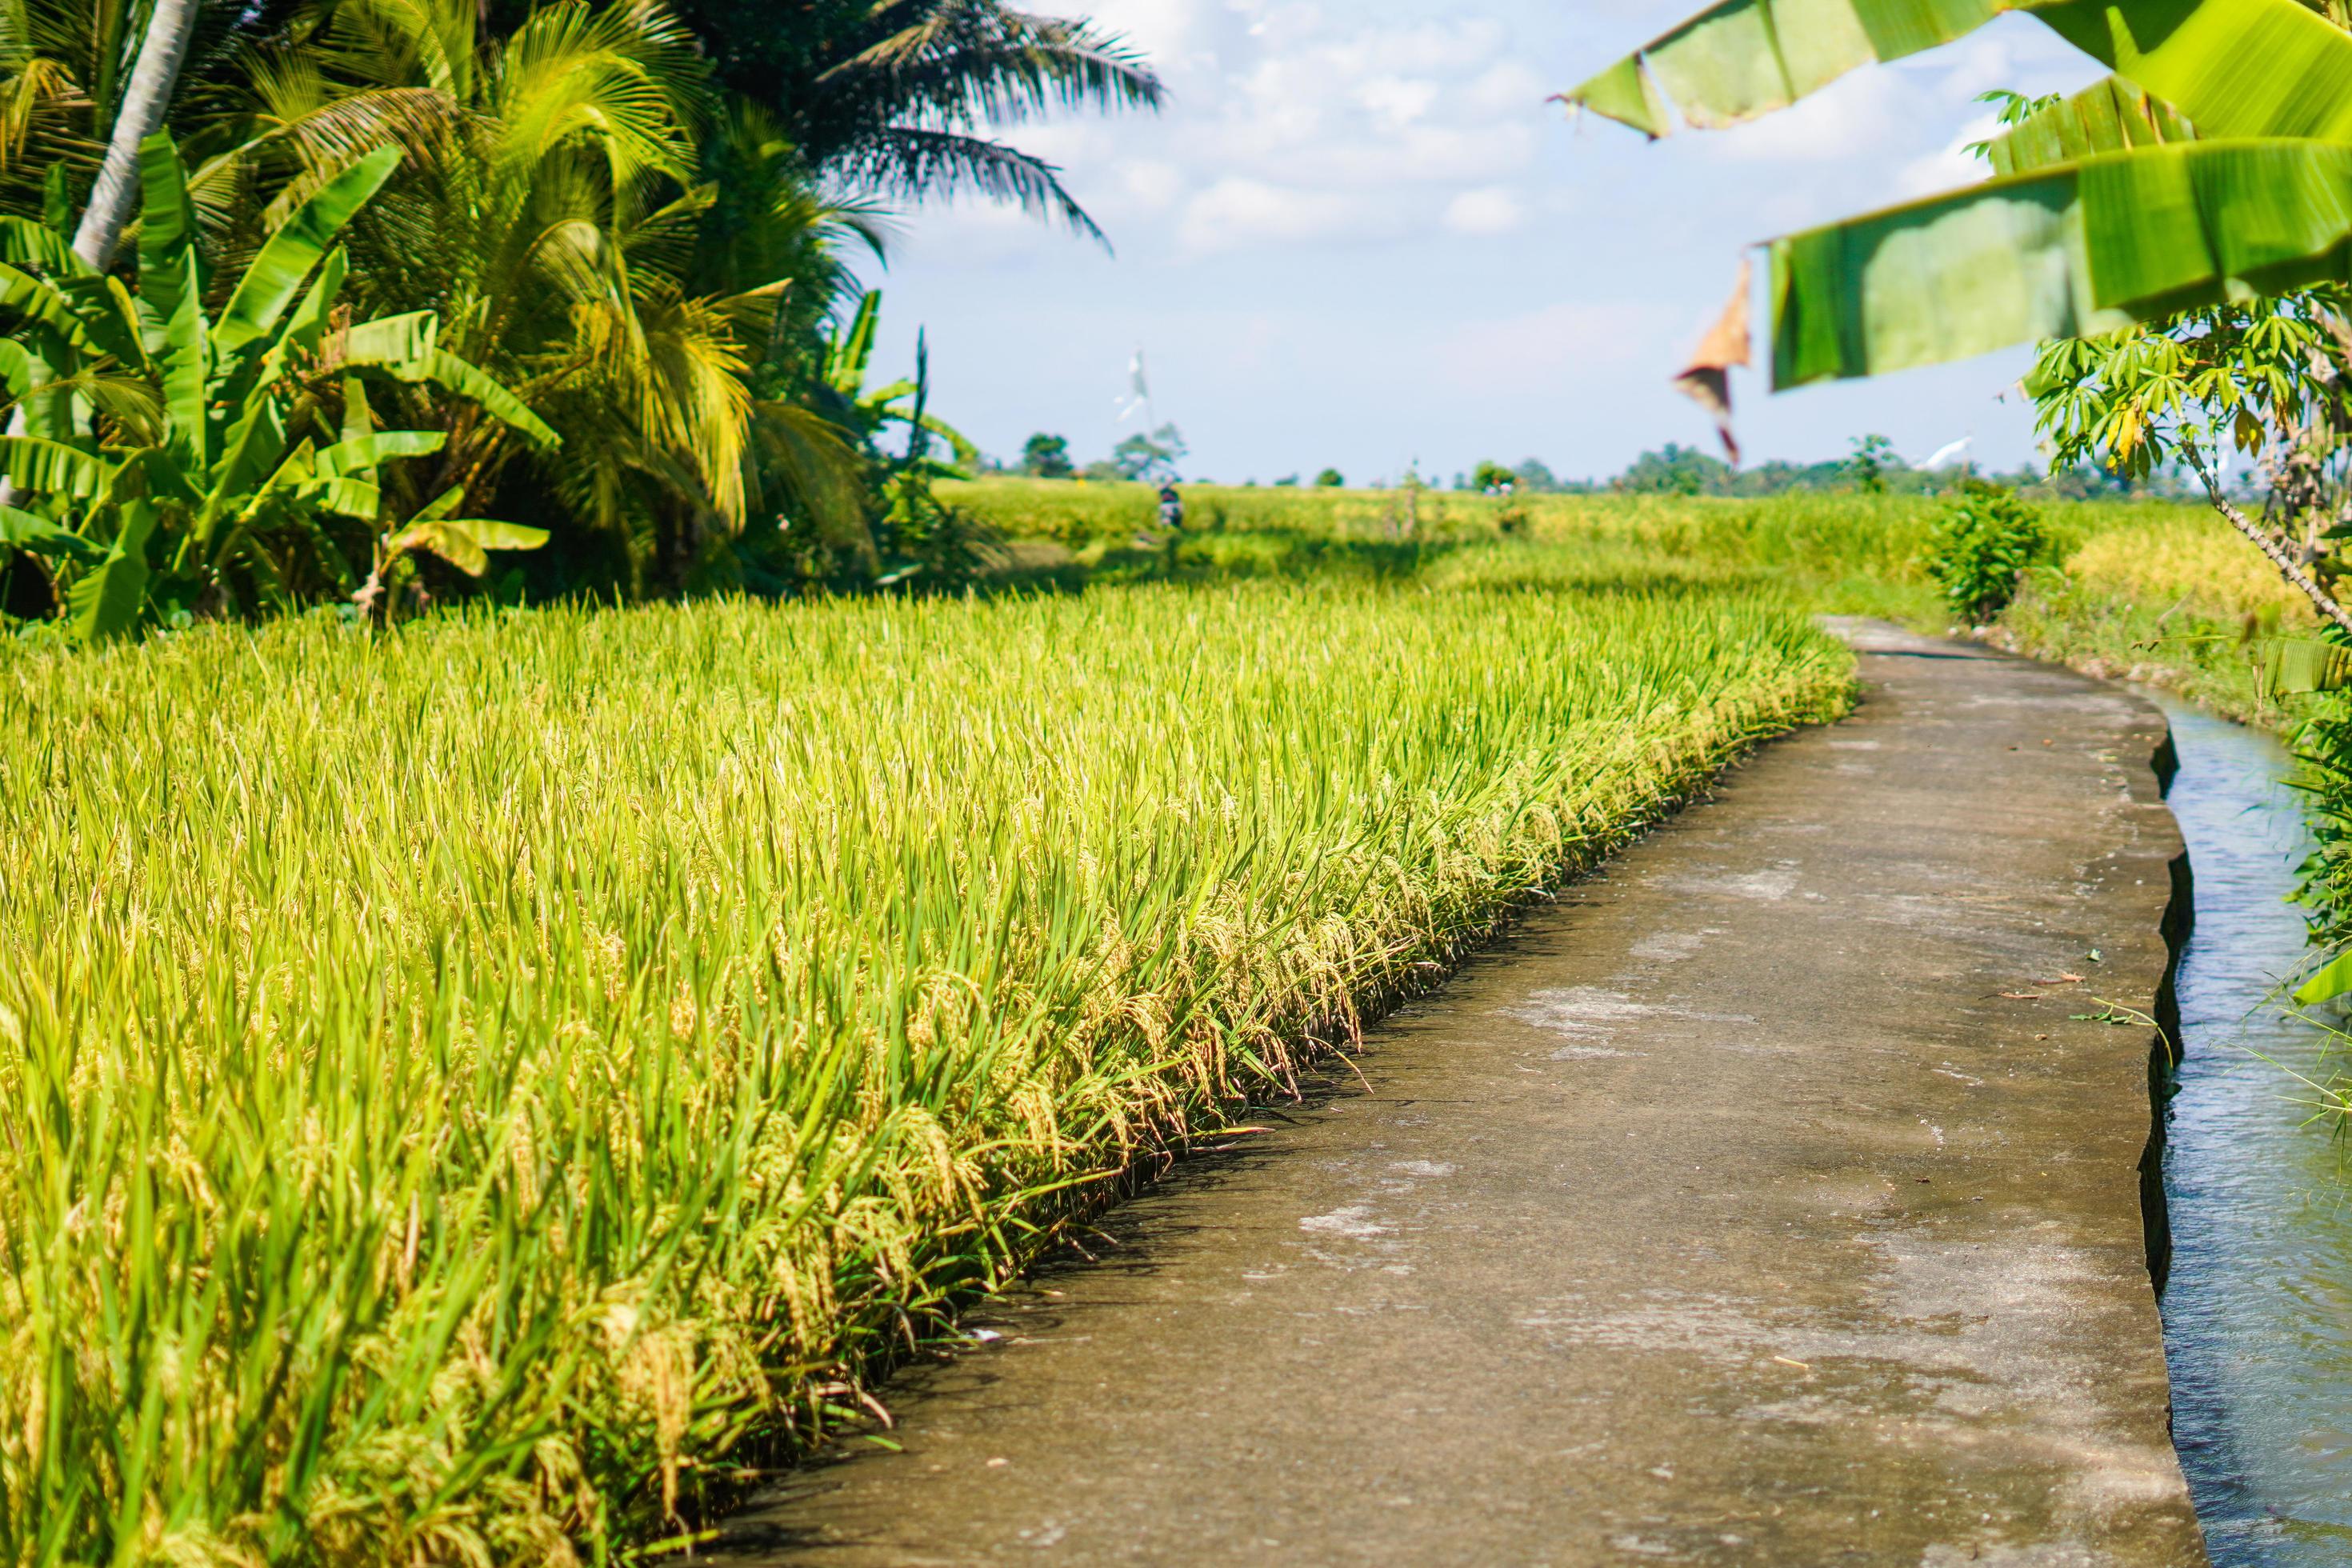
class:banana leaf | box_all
[411,348,559,449]
[2261,635,2352,697]
[1563,0,2352,146]
[1770,138,2352,386]
[64,499,157,644]
[386,516,549,575]
[342,315,555,446]
[279,248,348,360]
[308,477,382,519]
[0,217,89,278]
[215,146,401,353]
[2297,946,2352,1005]
[153,246,209,477]
[826,290,882,395]
[1984,75,2196,176]
[342,311,439,366]
[0,264,107,356]
[315,430,444,479]
[136,133,200,344]
[0,436,108,498]
[0,503,106,563]
[0,339,47,401]
[198,394,289,542]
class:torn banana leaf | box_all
[1770,138,2352,386]
[1983,75,2196,177]
[1562,0,2352,148]
[2261,635,2352,698]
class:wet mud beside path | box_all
[714,622,2206,1566]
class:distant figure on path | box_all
[1158,483,1184,533]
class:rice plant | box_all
[0,579,1849,1563]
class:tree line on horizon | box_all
[1001,429,2198,502]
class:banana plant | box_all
[0,134,558,642]
[1565,0,2352,387]
[818,290,981,467]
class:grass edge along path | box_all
[0,584,1850,1566]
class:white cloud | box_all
[1895,114,2000,201]
[1179,178,1394,253]
[1358,75,1441,130]
[1438,301,1680,394]
[1445,186,1526,237]
[918,2,1551,263]
[1462,62,1551,121]
[1120,159,1186,211]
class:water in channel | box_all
[2155,697,2352,1562]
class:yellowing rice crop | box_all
[0,581,1850,1563]
[2062,511,2314,622]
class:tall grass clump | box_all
[0,584,1850,1562]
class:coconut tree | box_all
[69,0,196,268]
[662,0,1165,242]
[178,0,886,594]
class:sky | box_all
[866,0,2110,486]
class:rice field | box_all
[0,576,1850,1563]
[1997,507,2320,726]
[946,478,2092,621]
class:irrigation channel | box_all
[2156,698,2352,1562]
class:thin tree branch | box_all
[2187,442,2352,638]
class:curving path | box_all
[716,622,2207,1566]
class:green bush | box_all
[1924,482,2047,622]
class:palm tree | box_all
[188,0,881,594]
[70,0,195,267]
[662,0,1164,243]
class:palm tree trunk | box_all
[72,0,199,270]
[2,0,198,511]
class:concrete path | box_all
[718,623,2207,1566]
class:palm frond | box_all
[818,1,1163,128]
[832,125,1105,246]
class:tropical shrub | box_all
[1846,435,1896,495]
[1022,431,1074,478]
[1923,484,2046,623]
[0,137,551,640]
